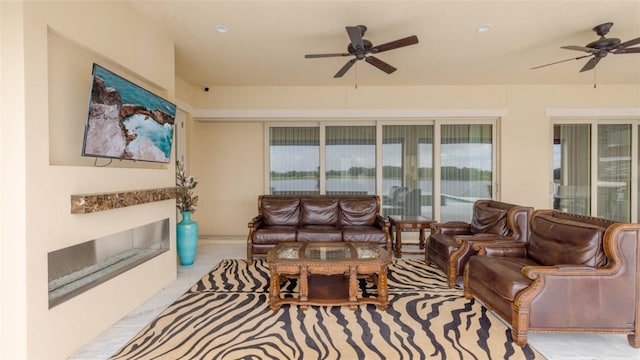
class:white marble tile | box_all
[529,333,640,360]
[69,241,239,360]
[70,325,144,360]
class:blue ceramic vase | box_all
[176,211,199,265]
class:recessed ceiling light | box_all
[477,24,493,33]
[215,25,229,33]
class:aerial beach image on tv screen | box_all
[82,64,176,163]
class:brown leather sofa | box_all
[247,195,392,263]
[426,200,533,288]
[464,209,640,348]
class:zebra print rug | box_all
[110,259,544,359]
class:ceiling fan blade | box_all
[346,26,365,51]
[305,53,351,58]
[334,58,357,78]
[580,56,601,72]
[613,47,640,54]
[614,36,640,49]
[365,56,397,74]
[562,45,599,54]
[530,54,592,70]
[372,35,419,53]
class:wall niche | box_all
[47,29,170,169]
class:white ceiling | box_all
[129,0,640,87]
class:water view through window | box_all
[440,124,493,222]
[269,127,320,195]
[553,122,633,222]
[326,126,376,195]
[269,123,494,222]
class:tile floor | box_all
[71,238,640,360]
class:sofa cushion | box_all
[261,197,300,226]
[340,198,377,226]
[252,226,297,244]
[470,203,508,235]
[297,225,342,242]
[467,255,537,322]
[527,214,607,267]
[342,225,387,244]
[300,198,339,226]
[468,255,537,301]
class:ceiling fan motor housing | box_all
[348,39,373,59]
[587,37,621,50]
[588,22,620,55]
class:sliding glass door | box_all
[440,124,493,222]
[267,119,496,222]
[269,127,320,195]
[382,125,434,218]
[553,124,591,215]
[325,126,376,195]
[597,124,630,222]
[553,121,635,222]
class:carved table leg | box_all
[299,265,308,311]
[395,225,403,258]
[378,264,389,310]
[269,266,280,311]
[349,265,357,310]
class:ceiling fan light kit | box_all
[532,22,640,73]
[304,25,419,78]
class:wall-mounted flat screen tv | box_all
[82,63,176,164]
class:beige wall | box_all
[1,2,29,358]
[2,1,178,358]
[190,122,264,235]
[187,84,640,237]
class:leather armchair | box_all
[464,210,640,348]
[426,200,532,288]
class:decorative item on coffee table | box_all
[176,161,199,266]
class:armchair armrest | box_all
[375,214,390,230]
[522,264,598,280]
[452,234,519,259]
[247,215,263,230]
[431,221,472,235]
[474,241,527,257]
[453,233,514,245]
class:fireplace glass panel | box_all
[47,218,170,308]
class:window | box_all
[440,124,494,222]
[267,119,497,221]
[553,124,591,215]
[269,127,320,195]
[553,120,638,222]
[382,125,434,218]
[325,126,376,195]
[597,124,630,222]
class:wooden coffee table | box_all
[267,242,390,311]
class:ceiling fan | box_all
[304,25,419,78]
[532,22,640,72]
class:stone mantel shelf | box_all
[71,187,177,214]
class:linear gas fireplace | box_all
[48,218,170,308]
